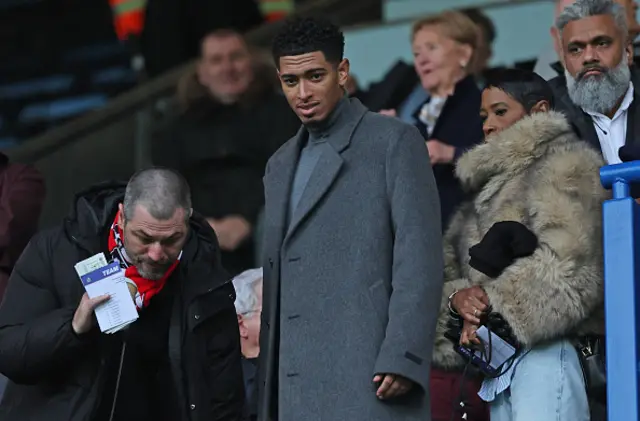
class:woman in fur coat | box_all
[434,69,608,421]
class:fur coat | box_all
[432,111,609,369]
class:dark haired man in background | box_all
[258,16,443,421]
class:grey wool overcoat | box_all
[257,98,444,421]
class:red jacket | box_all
[0,154,45,299]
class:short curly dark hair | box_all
[272,16,345,68]
[485,68,555,112]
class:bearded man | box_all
[550,0,640,165]
[0,169,244,421]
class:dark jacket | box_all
[154,84,299,276]
[549,66,640,154]
[550,67,640,198]
[427,75,484,230]
[353,60,420,112]
[0,152,45,300]
[0,182,244,421]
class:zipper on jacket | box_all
[108,341,127,421]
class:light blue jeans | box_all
[490,339,590,421]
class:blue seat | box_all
[91,66,137,86]
[18,94,108,122]
[0,75,75,100]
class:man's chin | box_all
[137,267,168,281]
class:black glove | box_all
[618,144,640,199]
[469,221,538,278]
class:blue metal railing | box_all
[600,161,640,421]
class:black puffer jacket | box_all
[0,182,244,421]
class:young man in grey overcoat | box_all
[258,17,444,421]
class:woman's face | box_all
[480,87,528,138]
[412,25,471,94]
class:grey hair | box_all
[556,0,628,41]
[123,167,192,223]
[233,268,263,315]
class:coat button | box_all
[190,404,196,410]
[194,314,200,320]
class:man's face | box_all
[197,34,253,103]
[277,51,349,125]
[562,14,632,114]
[119,204,189,280]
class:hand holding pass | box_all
[450,286,489,325]
[72,292,110,335]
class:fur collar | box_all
[455,111,574,191]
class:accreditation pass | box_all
[79,261,139,333]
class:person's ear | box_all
[458,43,473,70]
[626,43,634,66]
[118,203,125,226]
[530,100,550,113]
[337,58,350,89]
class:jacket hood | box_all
[63,181,126,247]
[455,111,575,192]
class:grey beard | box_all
[565,59,630,115]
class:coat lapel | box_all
[626,71,640,147]
[563,101,600,150]
[283,98,368,246]
[264,126,306,251]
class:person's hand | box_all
[207,215,252,251]
[450,286,489,324]
[460,320,481,347]
[426,140,455,164]
[72,293,110,335]
[379,109,397,117]
[373,373,413,399]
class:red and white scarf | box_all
[108,210,181,310]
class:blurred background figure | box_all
[233,268,263,421]
[0,152,45,400]
[370,11,483,231]
[152,29,299,276]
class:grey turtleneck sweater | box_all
[287,98,347,226]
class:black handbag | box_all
[574,335,606,405]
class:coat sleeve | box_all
[203,232,244,421]
[373,124,444,392]
[0,164,45,299]
[482,154,606,347]
[207,293,246,421]
[0,165,45,256]
[0,233,92,384]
